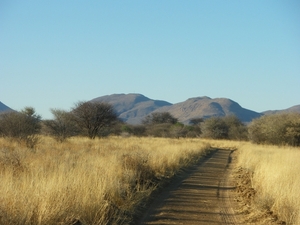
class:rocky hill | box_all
[91,94,262,124]
[91,94,172,124]
[153,96,261,124]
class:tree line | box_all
[0,101,300,147]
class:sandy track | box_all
[137,149,242,225]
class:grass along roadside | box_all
[237,143,300,224]
[207,139,300,225]
[0,136,210,225]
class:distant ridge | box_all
[90,94,262,124]
[262,105,300,115]
[0,101,13,114]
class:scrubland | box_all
[207,139,300,225]
[0,136,210,225]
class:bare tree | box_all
[72,101,118,139]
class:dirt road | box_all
[138,149,242,225]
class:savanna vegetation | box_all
[0,136,210,225]
[2,102,298,146]
[1,102,300,224]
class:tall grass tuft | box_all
[0,136,210,224]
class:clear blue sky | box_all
[1,1,299,119]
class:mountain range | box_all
[1,94,299,124]
[91,94,299,124]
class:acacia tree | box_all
[72,101,118,139]
[142,112,180,137]
[223,115,248,140]
[189,118,203,126]
[0,107,41,148]
[186,118,203,137]
[43,109,79,142]
[201,115,247,140]
[201,117,229,139]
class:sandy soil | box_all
[137,149,243,225]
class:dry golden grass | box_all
[237,143,300,224]
[0,136,210,225]
[207,139,300,225]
